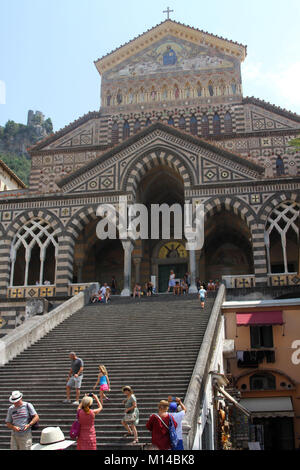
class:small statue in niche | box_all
[276,155,285,176]
[116,91,122,105]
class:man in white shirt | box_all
[168,398,187,450]
[6,391,39,450]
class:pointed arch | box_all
[179,115,186,131]
[190,115,198,135]
[122,148,195,195]
[224,111,233,133]
[201,114,209,137]
[123,120,130,140]
[213,113,221,135]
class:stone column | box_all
[55,235,75,297]
[75,262,84,284]
[298,214,300,276]
[188,249,198,293]
[251,224,268,286]
[133,258,142,284]
[121,240,134,296]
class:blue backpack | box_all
[169,414,179,450]
[155,413,179,450]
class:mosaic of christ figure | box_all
[163,46,177,65]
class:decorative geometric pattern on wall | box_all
[251,111,292,131]
[72,166,116,193]
[201,157,253,183]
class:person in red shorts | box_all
[146,400,177,450]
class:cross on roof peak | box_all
[163,6,174,20]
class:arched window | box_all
[10,218,59,286]
[190,115,198,135]
[201,115,209,137]
[208,82,214,97]
[162,86,168,100]
[250,373,276,391]
[265,201,299,274]
[116,90,122,105]
[213,113,221,135]
[196,82,202,97]
[224,112,233,133]
[174,86,180,99]
[134,119,141,134]
[231,81,237,95]
[106,91,112,106]
[179,116,186,131]
[185,83,191,98]
[219,80,226,96]
[123,121,130,140]
[111,121,119,144]
[145,117,152,126]
[168,116,175,126]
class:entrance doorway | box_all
[252,417,294,450]
[158,263,187,292]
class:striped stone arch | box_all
[5,209,64,242]
[65,205,101,242]
[65,205,123,242]
[121,148,196,196]
[259,192,300,275]
[59,205,124,295]
[204,196,257,229]
[258,191,300,223]
[0,209,64,296]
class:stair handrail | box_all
[0,283,99,366]
[182,283,226,449]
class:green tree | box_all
[43,118,53,134]
[289,137,300,150]
[0,152,31,185]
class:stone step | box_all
[0,296,215,450]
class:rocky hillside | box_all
[0,110,53,185]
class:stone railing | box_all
[268,273,300,287]
[222,275,256,289]
[68,283,95,296]
[182,283,226,449]
[0,283,98,366]
[7,285,56,299]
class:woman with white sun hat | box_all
[31,427,75,450]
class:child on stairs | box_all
[93,365,110,404]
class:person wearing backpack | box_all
[146,400,177,450]
[168,398,187,450]
[5,391,39,450]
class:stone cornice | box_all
[29,111,102,153]
[185,177,300,194]
[56,122,263,191]
[243,97,300,123]
[94,20,247,75]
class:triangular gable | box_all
[243,97,300,129]
[95,19,247,76]
[29,111,101,152]
[56,122,263,194]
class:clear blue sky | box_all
[1,0,300,132]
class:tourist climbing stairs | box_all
[0,293,216,450]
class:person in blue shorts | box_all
[198,285,207,309]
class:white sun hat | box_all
[9,391,23,403]
[31,427,75,451]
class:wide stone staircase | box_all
[0,293,216,450]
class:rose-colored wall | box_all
[223,306,300,448]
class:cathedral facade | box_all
[1,19,300,326]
